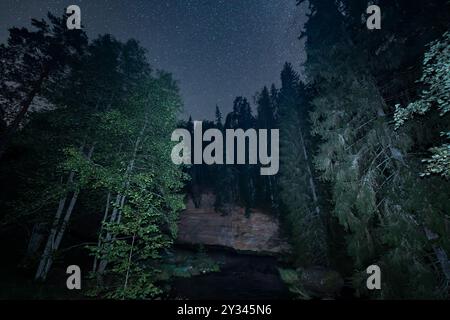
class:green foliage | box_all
[67,76,187,299]
[301,0,450,298]
[0,13,187,298]
[278,268,311,299]
[159,249,220,280]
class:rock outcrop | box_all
[177,192,290,255]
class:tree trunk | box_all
[122,232,136,298]
[96,193,125,273]
[298,125,320,216]
[298,123,329,265]
[92,192,111,272]
[95,118,148,274]
[35,145,94,281]
[35,185,71,280]
[40,188,80,279]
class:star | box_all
[0,0,308,120]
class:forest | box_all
[0,0,450,300]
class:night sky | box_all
[0,0,308,119]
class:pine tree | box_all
[255,86,277,209]
[215,105,223,128]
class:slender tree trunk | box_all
[40,188,80,279]
[122,232,136,298]
[35,182,71,280]
[95,118,148,274]
[96,193,125,273]
[35,145,94,281]
[298,123,329,265]
[93,192,111,272]
[298,126,320,216]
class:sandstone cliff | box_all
[177,192,290,255]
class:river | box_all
[170,249,292,300]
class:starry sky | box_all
[0,0,308,119]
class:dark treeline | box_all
[180,89,279,215]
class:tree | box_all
[215,105,223,128]
[394,30,450,286]
[277,63,327,266]
[255,86,277,209]
[224,97,256,212]
[0,13,87,159]
[256,86,275,130]
[33,34,153,281]
[395,30,450,178]
[84,73,185,298]
[301,0,449,297]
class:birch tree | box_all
[30,34,151,280]
[64,74,187,298]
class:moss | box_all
[278,268,311,299]
[159,249,221,281]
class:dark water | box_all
[171,249,292,300]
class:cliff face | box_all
[177,192,290,255]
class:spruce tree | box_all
[301,0,450,297]
[278,63,327,266]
